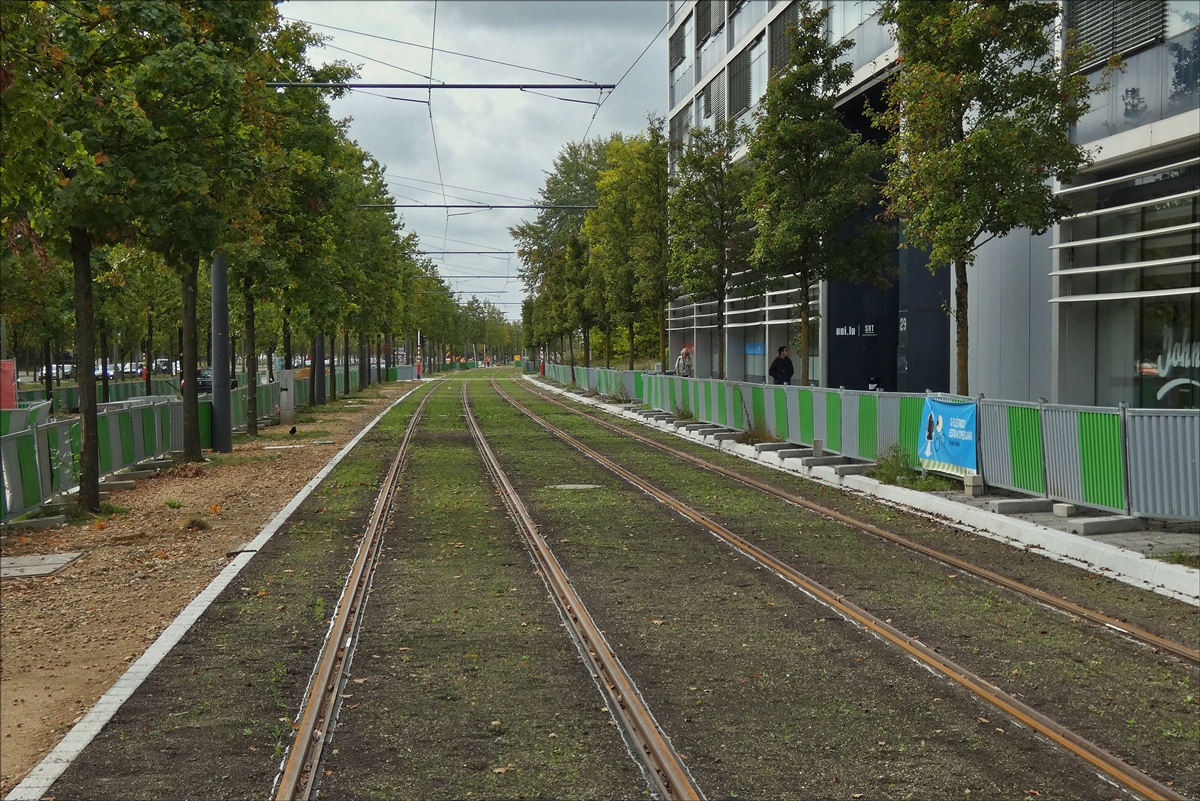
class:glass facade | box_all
[1073,16,1199,144]
[729,0,768,51]
[827,0,890,71]
[1061,155,1200,408]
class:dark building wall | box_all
[896,243,952,394]
[826,275,899,391]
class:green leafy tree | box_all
[874,0,1104,395]
[747,4,890,387]
[668,119,755,379]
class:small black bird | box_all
[289,425,297,435]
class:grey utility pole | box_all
[211,251,233,453]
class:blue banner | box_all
[918,398,978,477]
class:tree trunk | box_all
[282,307,292,369]
[627,321,635,371]
[954,258,969,396]
[100,330,110,402]
[144,310,153,397]
[42,338,53,401]
[70,227,99,512]
[343,328,351,393]
[358,332,368,389]
[328,330,337,402]
[313,332,325,406]
[582,323,591,368]
[568,330,577,385]
[376,335,382,383]
[244,277,257,436]
[181,253,202,462]
[799,275,811,387]
[267,348,274,382]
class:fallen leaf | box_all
[493,764,515,774]
[650,618,665,625]
[353,678,368,684]
[256,590,268,598]
[1024,791,1041,797]
[978,717,989,724]
[210,504,222,514]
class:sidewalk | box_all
[527,377,1199,606]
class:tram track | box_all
[274,383,439,801]
[516,377,1200,668]
[462,381,703,801]
[492,376,1188,801]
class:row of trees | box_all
[519,0,1101,393]
[1,1,517,511]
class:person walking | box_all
[673,347,692,377]
[768,345,794,385]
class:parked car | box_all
[34,363,74,381]
[181,368,237,394]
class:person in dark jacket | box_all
[768,345,794,385]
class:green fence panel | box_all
[825,392,842,453]
[732,386,744,429]
[141,407,156,458]
[118,412,135,467]
[1007,405,1046,494]
[634,372,644,400]
[798,391,814,444]
[898,397,924,466]
[858,394,878,460]
[717,383,728,426]
[668,378,677,412]
[159,405,172,452]
[751,386,765,430]
[773,388,789,440]
[1079,412,1126,510]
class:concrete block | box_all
[1068,516,1147,536]
[5,515,67,531]
[754,442,793,453]
[118,470,155,480]
[98,492,111,502]
[140,460,174,469]
[834,463,875,477]
[711,432,739,441]
[777,448,814,460]
[799,455,848,467]
[964,474,984,487]
[965,483,985,497]
[812,439,824,457]
[683,423,717,432]
[100,479,136,491]
[1053,503,1078,517]
[988,498,1053,514]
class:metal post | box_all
[210,251,233,453]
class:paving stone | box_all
[5,515,67,531]
[1068,516,1148,536]
[799,455,849,467]
[1,552,84,579]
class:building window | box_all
[697,73,725,132]
[670,14,695,109]
[728,42,751,117]
[1068,0,1167,72]
[729,0,768,51]
[768,0,798,74]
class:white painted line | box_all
[523,375,1200,606]
[7,383,429,801]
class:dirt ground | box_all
[0,383,410,797]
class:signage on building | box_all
[918,397,978,478]
[1153,326,1199,402]
[836,325,857,336]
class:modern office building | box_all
[665,0,1199,408]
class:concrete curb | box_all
[523,375,1199,607]
[7,382,430,801]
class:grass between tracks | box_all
[470,376,1122,800]
[514,375,1200,797]
[318,381,644,800]
[46,384,432,801]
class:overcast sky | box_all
[282,1,669,319]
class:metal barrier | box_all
[0,402,52,435]
[1126,408,1199,521]
[579,372,1198,519]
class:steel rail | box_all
[493,378,1187,801]
[275,384,439,801]
[517,380,1200,668]
[460,382,702,801]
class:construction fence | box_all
[546,371,1197,522]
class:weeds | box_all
[871,444,956,491]
[674,404,695,421]
[1151,551,1200,570]
[734,420,780,445]
[165,499,183,509]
